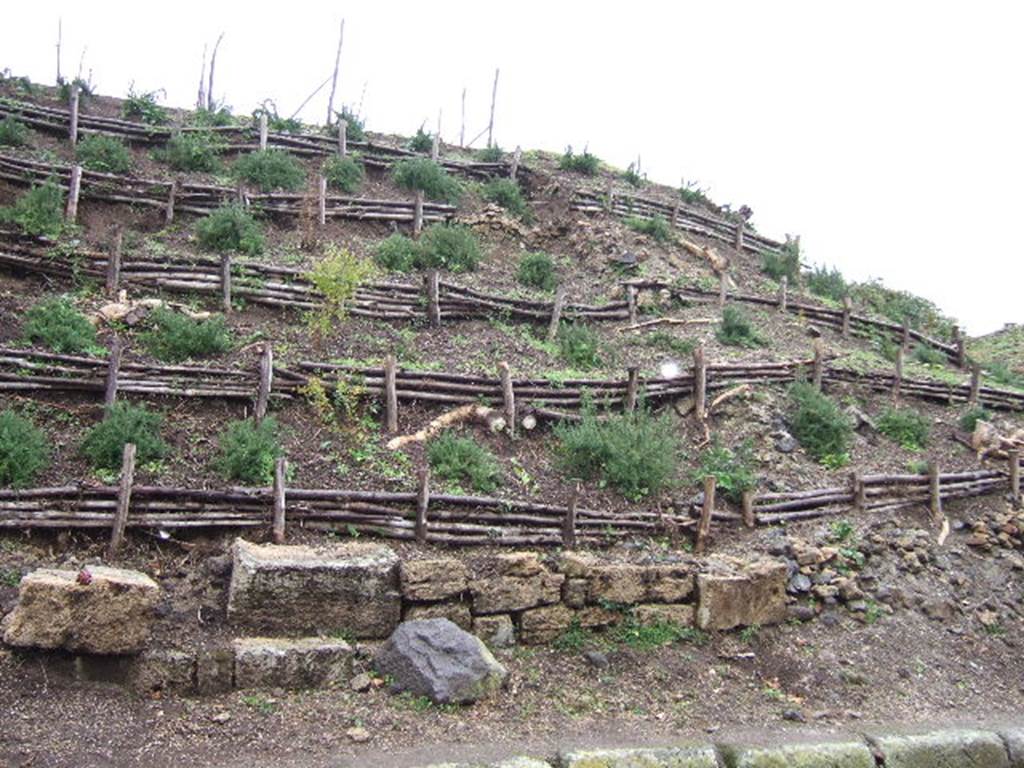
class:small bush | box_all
[0,117,29,147]
[374,233,420,273]
[214,417,283,484]
[334,107,365,141]
[625,215,673,243]
[252,106,302,134]
[81,403,168,472]
[787,382,852,464]
[622,163,643,187]
[986,361,1024,390]
[409,126,433,153]
[0,181,64,237]
[516,252,556,291]
[559,146,599,175]
[231,149,305,192]
[196,204,264,256]
[323,155,364,194]
[716,307,765,348]
[848,279,955,341]
[554,403,679,500]
[877,407,930,450]
[959,405,991,433]
[694,441,755,503]
[0,410,50,488]
[679,181,711,208]
[23,297,99,354]
[76,134,132,174]
[427,433,500,493]
[558,324,603,369]
[644,332,695,358]
[140,307,232,362]
[911,343,946,366]
[306,245,376,333]
[57,77,95,102]
[419,224,481,272]
[482,178,530,220]
[805,265,847,302]
[761,246,800,284]
[190,106,235,127]
[477,146,503,163]
[122,87,168,125]
[155,131,223,172]
[392,158,461,203]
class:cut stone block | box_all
[405,601,473,630]
[473,614,515,648]
[634,603,696,627]
[696,557,787,630]
[719,740,875,767]
[470,554,563,615]
[560,745,719,767]
[129,648,196,694]
[233,636,352,689]
[401,559,469,601]
[871,729,1009,768]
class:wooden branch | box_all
[707,384,751,415]
[625,366,639,413]
[741,489,755,528]
[107,443,136,558]
[486,68,499,148]
[68,85,80,146]
[207,32,224,111]
[679,235,728,273]
[385,404,506,450]
[928,461,942,522]
[326,19,345,125]
[617,316,714,332]
[413,190,424,238]
[258,112,268,151]
[692,345,707,424]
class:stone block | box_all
[871,729,1009,768]
[233,636,352,689]
[405,601,473,630]
[696,557,787,631]
[401,559,469,602]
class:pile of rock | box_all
[965,506,1024,551]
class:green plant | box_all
[374,233,420,272]
[57,77,95,102]
[190,106,235,127]
[0,117,28,147]
[76,134,132,174]
[323,155,364,194]
[81,403,168,472]
[196,204,264,256]
[408,126,433,153]
[306,245,376,333]
[334,107,365,141]
[625,215,673,243]
[679,180,711,208]
[877,407,930,450]
[554,401,679,500]
[848,279,955,341]
[477,145,503,163]
[787,381,852,464]
[694,440,755,503]
[252,105,303,133]
[911,343,946,366]
[241,694,276,714]
[554,619,595,651]
[482,178,530,220]
[122,87,168,124]
[985,361,1024,389]
[559,146,599,175]
[427,433,501,493]
[829,520,855,543]
[643,332,695,357]
[231,149,305,192]
[418,224,481,272]
[139,307,232,362]
[23,297,100,354]
[0,410,50,488]
[154,132,223,172]
[516,252,557,291]
[739,625,761,644]
[622,163,643,187]
[716,307,765,348]
[214,417,283,484]
[958,405,991,432]
[0,181,64,237]
[392,158,461,203]
[761,245,800,284]
[609,617,707,650]
[558,324,603,369]
[907,459,929,474]
[805,264,847,302]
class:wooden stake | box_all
[892,346,904,401]
[459,87,466,148]
[741,489,755,528]
[605,180,615,211]
[486,68,499,148]
[928,461,942,522]
[68,85,80,146]
[812,339,824,391]
[626,285,638,326]
[431,132,440,162]
[413,190,424,238]
[415,468,430,543]
[104,336,122,407]
[718,272,727,309]
[106,226,122,297]
[1009,451,1020,507]
[841,295,852,338]
[851,471,865,512]
[65,164,82,223]
[546,288,566,343]
[733,220,744,250]
[969,363,980,405]
[499,361,516,438]
[510,146,522,181]
[954,326,966,369]
[165,179,178,225]
[272,457,286,543]
[671,202,679,226]
[318,175,327,227]
[325,19,345,126]
[107,443,136,558]
[901,319,911,351]
[207,32,224,111]
[424,269,441,327]
[220,254,232,313]
[695,475,715,555]
[256,343,273,422]
[625,366,639,412]
[384,355,398,433]
[778,276,788,312]
[562,483,579,549]
[258,111,268,151]
[693,345,707,424]
[337,119,347,157]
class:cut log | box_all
[386,404,506,450]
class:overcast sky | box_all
[4,1,1021,335]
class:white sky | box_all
[4,1,1021,334]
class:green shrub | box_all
[252,106,302,134]
[409,127,433,153]
[419,224,481,272]
[877,407,930,450]
[0,117,29,147]
[482,178,530,220]
[81,403,168,472]
[196,204,264,256]
[374,233,420,272]
[0,410,50,488]
[477,146,503,163]
[625,215,673,243]
[214,417,282,484]
[716,307,765,348]
[559,146,599,175]
[57,77,94,102]
[805,265,847,302]
[554,403,679,500]
[694,441,755,503]
[761,245,800,284]
[986,361,1024,389]
[427,433,500,493]
[190,106,235,127]
[622,163,643,187]
[392,158,461,203]
[0,181,64,237]
[644,332,695,357]
[231,149,305,192]
[23,297,99,354]
[306,245,376,333]
[848,279,955,341]
[155,131,223,172]
[679,181,711,208]
[334,107,365,141]
[558,324,603,369]
[76,134,132,174]
[122,87,168,125]
[787,382,852,464]
[911,343,946,366]
[958,405,991,433]
[140,307,232,362]
[323,155,364,194]
[516,252,556,291]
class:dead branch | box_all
[325,19,345,125]
[617,317,714,333]
[207,32,224,111]
[679,235,729,273]
[386,404,506,450]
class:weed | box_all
[122,86,168,124]
[694,440,755,503]
[306,245,376,334]
[864,601,884,625]
[139,307,232,362]
[418,224,482,272]
[232,149,304,192]
[215,418,283,484]
[761,245,800,284]
[374,233,420,273]
[643,332,695,357]
[516,252,557,291]
[0,568,20,587]
[477,146,503,163]
[0,117,28,147]
[482,178,531,220]
[558,324,603,369]
[196,204,264,256]
[622,163,643,187]
[554,619,595,651]
[805,264,847,302]
[829,520,855,543]
[610,619,706,651]
[625,215,673,244]
[190,106,235,128]
[154,132,223,173]
[81,403,168,472]
[427,433,501,493]
[911,343,946,366]
[333,107,365,141]
[739,625,761,644]
[679,180,711,207]
[907,459,929,474]
[0,181,65,237]
[849,279,955,342]
[559,146,600,175]
[408,126,433,153]
[241,694,277,714]
[23,297,100,354]
[985,361,1023,389]
[0,410,50,488]
[392,158,461,203]
[787,381,852,464]
[877,407,930,450]
[76,134,132,174]
[716,307,765,348]
[323,155,364,194]
[958,405,991,433]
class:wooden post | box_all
[499,362,516,438]
[900,319,911,352]
[671,202,679,226]
[337,119,348,157]
[165,178,178,225]
[953,326,966,369]
[415,468,430,543]
[625,366,639,413]
[318,175,327,227]
[841,295,852,339]
[272,457,286,544]
[104,336,122,407]
[812,339,824,391]
[459,87,466,147]
[106,227,123,297]
[384,355,398,433]
[65,165,82,223]
[892,346,904,401]
[235,182,246,206]
[256,343,273,422]
[220,254,232,313]
[424,269,441,327]
[851,470,865,512]
[778,276,788,312]
[562,483,579,549]
[258,112,268,151]
[430,132,440,162]
[486,67,499,148]
[692,345,707,424]
[510,146,522,181]
[695,475,716,555]
[107,443,136,558]
[68,85,80,146]
[1009,451,1020,507]
[718,271,727,309]
[741,489,755,528]
[546,288,566,343]
[928,461,943,522]
[969,363,981,405]
[605,180,614,212]
[733,220,744,250]
[413,190,424,238]
[626,285,638,326]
